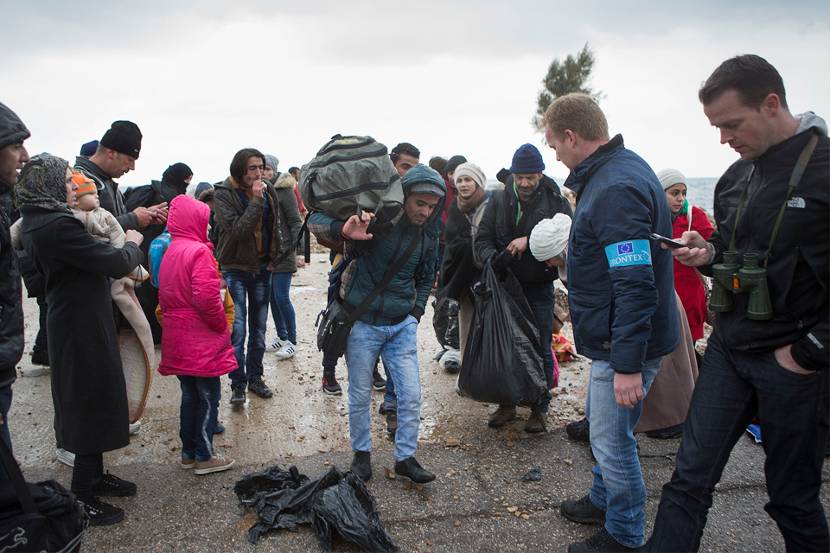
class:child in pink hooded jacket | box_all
[158,195,237,475]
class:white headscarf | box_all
[529,213,572,262]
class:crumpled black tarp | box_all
[234,465,398,553]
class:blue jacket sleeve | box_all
[308,212,345,250]
[592,184,659,374]
[412,237,438,319]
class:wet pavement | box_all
[11,253,829,552]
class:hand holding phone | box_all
[649,233,685,249]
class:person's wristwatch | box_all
[705,241,716,264]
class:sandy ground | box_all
[9,253,827,552]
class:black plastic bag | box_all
[235,465,397,553]
[312,472,398,553]
[431,296,460,350]
[458,261,547,407]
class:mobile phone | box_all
[649,233,685,249]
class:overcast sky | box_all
[3,0,829,187]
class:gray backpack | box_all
[300,135,403,223]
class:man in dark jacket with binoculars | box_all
[647,54,830,553]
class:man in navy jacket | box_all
[543,93,678,553]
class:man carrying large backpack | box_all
[309,164,445,485]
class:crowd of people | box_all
[0,53,827,552]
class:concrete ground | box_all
[11,253,829,552]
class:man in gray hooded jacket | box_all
[0,101,30,460]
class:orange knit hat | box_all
[71,171,97,198]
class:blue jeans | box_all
[346,317,420,461]
[224,265,270,389]
[647,334,829,552]
[588,357,661,548]
[383,360,397,412]
[521,281,555,411]
[177,376,220,461]
[269,271,296,344]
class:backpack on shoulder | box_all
[300,135,403,224]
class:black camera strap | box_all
[728,132,819,267]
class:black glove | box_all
[492,249,513,274]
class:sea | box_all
[485,177,717,215]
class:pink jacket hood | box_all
[167,195,212,247]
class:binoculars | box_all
[710,251,773,320]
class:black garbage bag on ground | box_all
[431,296,460,350]
[235,465,397,553]
[458,261,547,407]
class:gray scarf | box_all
[15,153,72,214]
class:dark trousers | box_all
[33,296,48,355]
[520,281,555,410]
[71,453,103,499]
[648,333,830,552]
[0,384,12,480]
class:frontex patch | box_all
[604,239,652,268]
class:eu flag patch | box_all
[605,240,652,268]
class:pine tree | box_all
[533,43,602,129]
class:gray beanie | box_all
[0,102,30,150]
[657,168,686,191]
[453,162,486,189]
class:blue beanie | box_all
[80,140,99,157]
[510,143,545,174]
[402,164,446,198]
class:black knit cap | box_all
[445,155,467,175]
[100,120,142,159]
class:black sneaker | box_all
[372,370,386,391]
[444,359,460,374]
[566,417,590,443]
[248,379,273,399]
[78,496,125,526]
[394,456,435,484]
[230,386,246,405]
[645,423,683,439]
[378,403,396,415]
[92,472,137,497]
[567,527,638,552]
[351,451,372,482]
[560,494,605,525]
[31,350,50,366]
[322,374,342,396]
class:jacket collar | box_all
[564,134,624,195]
[74,156,111,183]
[755,127,822,170]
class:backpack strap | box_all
[0,438,37,514]
[345,232,421,324]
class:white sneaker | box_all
[129,420,141,435]
[266,337,286,352]
[56,448,75,467]
[275,341,296,360]
[19,365,50,377]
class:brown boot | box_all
[488,405,517,428]
[524,407,547,434]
